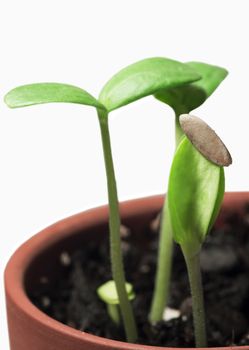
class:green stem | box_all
[98,110,137,343]
[107,304,120,325]
[149,201,173,323]
[175,112,184,146]
[182,248,207,347]
[149,110,185,323]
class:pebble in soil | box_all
[30,205,249,347]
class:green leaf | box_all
[208,167,225,232]
[155,61,228,112]
[5,83,106,110]
[97,280,135,305]
[168,137,224,256]
[99,57,201,112]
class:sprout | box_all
[4,82,138,342]
[97,280,135,325]
[4,57,200,343]
[149,62,228,324]
[168,114,232,347]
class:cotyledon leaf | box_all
[99,57,201,112]
[5,82,106,110]
[179,114,230,234]
[97,280,135,305]
[155,61,228,112]
[168,137,224,256]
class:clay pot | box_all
[5,192,249,350]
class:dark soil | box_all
[30,205,249,347]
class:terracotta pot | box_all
[4,192,249,350]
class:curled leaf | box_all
[168,137,225,256]
[155,61,228,112]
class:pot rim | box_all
[5,192,249,350]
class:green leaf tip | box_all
[179,114,232,167]
[168,136,225,256]
[187,61,228,98]
[99,57,201,112]
[155,61,228,112]
[4,82,106,110]
[97,280,135,305]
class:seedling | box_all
[149,62,229,323]
[4,57,200,343]
[4,58,234,346]
[168,114,232,347]
[97,280,135,325]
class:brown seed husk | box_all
[179,114,232,167]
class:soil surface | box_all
[30,205,249,347]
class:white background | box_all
[1,1,249,348]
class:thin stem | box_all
[149,110,186,323]
[107,304,120,325]
[175,113,184,146]
[98,110,138,343]
[182,248,207,347]
[149,201,173,322]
